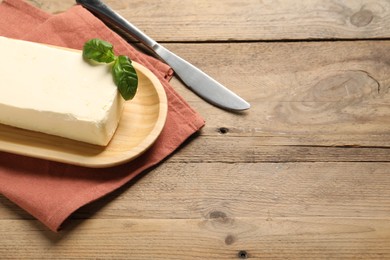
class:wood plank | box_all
[26,0,390,41]
[171,138,390,163]
[1,159,390,258]
[2,162,389,220]
[69,162,390,220]
[1,217,389,259]
[163,41,390,147]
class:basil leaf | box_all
[83,38,116,63]
[112,55,138,100]
[82,38,138,101]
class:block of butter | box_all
[0,36,124,146]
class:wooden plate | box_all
[0,62,168,168]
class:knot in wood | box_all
[208,210,234,225]
[209,210,228,220]
[350,9,374,27]
[225,234,236,245]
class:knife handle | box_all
[76,0,157,49]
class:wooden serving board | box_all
[0,62,168,168]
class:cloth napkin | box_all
[0,0,205,232]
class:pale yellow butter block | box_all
[0,36,124,146]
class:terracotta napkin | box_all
[0,0,205,232]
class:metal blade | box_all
[76,0,250,111]
[154,45,250,111]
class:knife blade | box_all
[76,0,250,111]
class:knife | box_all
[76,0,250,111]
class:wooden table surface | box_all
[1,0,390,259]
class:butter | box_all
[0,36,124,146]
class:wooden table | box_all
[1,0,390,258]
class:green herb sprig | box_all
[83,38,138,100]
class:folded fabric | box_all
[0,0,205,232]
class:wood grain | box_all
[27,0,390,41]
[163,41,390,147]
[1,162,390,258]
[1,0,390,259]
[1,217,389,259]
[54,162,390,220]
[2,162,390,222]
